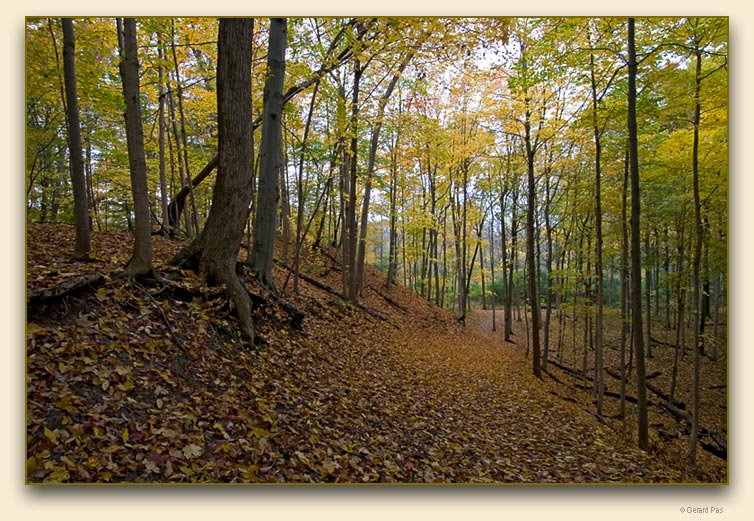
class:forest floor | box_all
[25,223,727,483]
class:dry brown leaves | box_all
[26,224,725,483]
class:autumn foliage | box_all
[26,224,725,483]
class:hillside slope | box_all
[25,224,722,483]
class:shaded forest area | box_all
[26,17,727,483]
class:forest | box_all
[25,17,728,483]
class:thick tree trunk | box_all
[118,18,153,278]
[251,18,288,289]
[188,18,256,341]
[61,18,91,260]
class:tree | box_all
[627,17,649,450]
[117,18,154,278]
[681,16,727,466]
[251,18,288,289]
[61,18,91,260]
[168,18,257,342]
[354,49,417,298]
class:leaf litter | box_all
[26,223,724,483]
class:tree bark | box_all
[344,56,361,301]
[251,18,288,289]
[157,37,170,237]
[587,38,605,416]
[61,18,91,260]
[118,18,153,278]
[689,43,704,466]
[627,18,649,450]
[184,18,256,341]
[170,19,200,238]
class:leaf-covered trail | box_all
[349,308,685,483]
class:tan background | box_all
[5,2,750,520]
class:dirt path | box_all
[370,308,694,482]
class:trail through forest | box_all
[26,224,723,483]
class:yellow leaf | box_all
[122,428,129,443]
[26,455,38,475]
[251,426,271,439]
[44,427,58,444]
[44,465,70,483]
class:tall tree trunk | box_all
[166,88,192,236]
[386,135,399,287]
[588,44,605,416]
[118,18,153,278]
[354,52,414,297]
[644,230,653,358]
[670,216,686,403]
[179,18,256,341]
[61,18,91,260]
[619,143,630,419]
[344,59,361,301]
[628,18,648,450]
[251,18,288,289]
[84,140,101,232]
[689,44,704,466]
[524,102,541,378]
[157,38,170,238]
[489,214,496,331]
[506,182,519,341]
[170,19,200,238]
[292,79,321,294]
[543,163,555,371]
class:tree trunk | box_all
[524,96,541,378]
[644,230,653,358]
[251,18,288,289]
[61,18,91,260]
[628,18,648,450]
[506,182,519,340]
[118,18,153,278]
[489,214,496,331]
[588,44,605,416]
[344,59,361,301]
[292,78,320,294]
[170,19,200,238]
[354,52,414,298]
[183,18,256,342]
[157,37,170,238]
[386,134,399,287]
[619,142,630,419]
[689,44,704,466]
